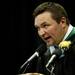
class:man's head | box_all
[33,2,70,47]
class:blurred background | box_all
[8,0,75,74]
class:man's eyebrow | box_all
[34,22,48,28]
[41,22,47,26]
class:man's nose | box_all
[39,28,46,36]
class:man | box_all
[32,2,75,75]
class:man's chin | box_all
[43,39,54,46]
[46,42,54,47]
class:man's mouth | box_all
[44,36,51,41]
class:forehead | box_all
[34,11,53,26]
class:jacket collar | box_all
[63,24,73,41]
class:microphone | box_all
[20,52,39,69]
[46,41,72,68]
[46,47,62,68]
[19,43,47,73]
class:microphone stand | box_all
[18,60,30,74]
[21,61,30,74]
[18,43,47,74]
[18,56,38,74]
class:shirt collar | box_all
[63,24,73,41]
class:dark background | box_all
[8,0,75,74]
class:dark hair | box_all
[33,2,70,25]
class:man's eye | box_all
[43,24,49,28]
[44,25,47,27]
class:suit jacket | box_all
[22,27,75,75]
[35,27,75,75]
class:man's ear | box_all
[60,17,67,28]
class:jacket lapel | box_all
[65,27,75,41]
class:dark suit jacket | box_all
[22,27,75,75]
[35,27,75,75]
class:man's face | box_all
[34,11,66,47]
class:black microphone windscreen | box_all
[36,43,47,57]
[52,47,62,57]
